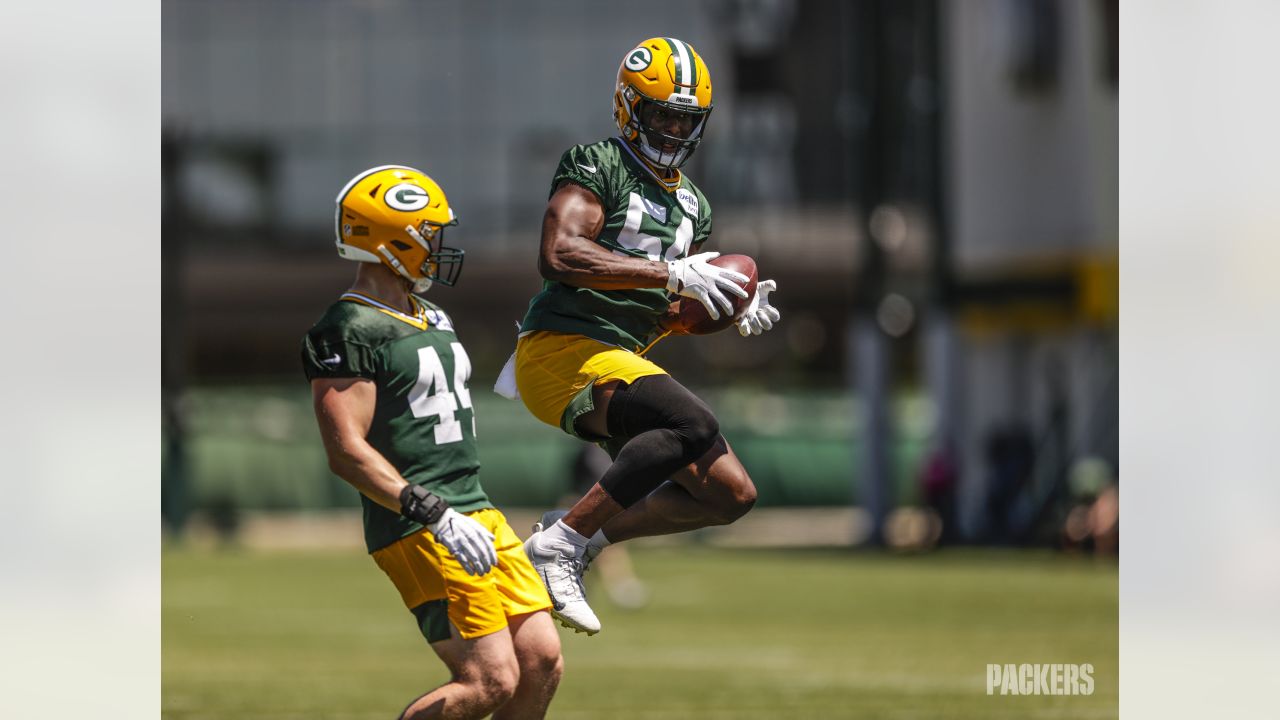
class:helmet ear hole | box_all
[390,239,413,252]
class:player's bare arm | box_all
[539,182,749,318]
[311,376,407,512]
[312,374,497,577]
[538,181,669,290]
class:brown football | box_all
[665,254,758,335]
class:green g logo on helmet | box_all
[384,183,430,212]
[624,46,652,72]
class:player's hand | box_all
[427,508,497,576]
[666,251,750,321]
[736,279,780,336]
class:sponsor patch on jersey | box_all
[425,309,454,332]
[641,196,668,224]
[676,188,699,218]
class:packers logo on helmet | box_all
[383,183,431,211]
[334,165,464,291]
[624,47,653,72]
[613,37,714,170]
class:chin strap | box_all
[376,245,430,292]
[618,134,683,186]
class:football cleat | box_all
[524,520,601,635]
[334,165,464,292]
[613,37,714,170]
[536,509,604,570]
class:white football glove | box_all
[427,508,497,576]
[736,279,781,336]
[667,251,750,321]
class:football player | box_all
[506,38,781,635]
[304,166,563,720]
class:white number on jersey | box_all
[408,342,474,444]
[614,191,693,261]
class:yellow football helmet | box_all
[334,165,463,291]
[613,37,714,169]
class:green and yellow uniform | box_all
[303,292,490,552]
[302,292,549,641]
[515,137,713,435]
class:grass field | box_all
[163,544,1116,719]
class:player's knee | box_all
[517,632,563,684]
[731,476,758,519]
[531,650,565,688]
[679,400,720,459]
[478,659,521,708]
[709,470,757,525]
[610,375,719,459]
[459,653,519,711]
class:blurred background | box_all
[162,0,1117,553]
[161,1,1118,717]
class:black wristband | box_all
[399,485,449,526]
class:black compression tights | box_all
[593,374,721,508]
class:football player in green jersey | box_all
[507,38,782,635]
[304,166,563,720]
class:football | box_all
[665,254,758,335]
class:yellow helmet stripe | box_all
[665,37,695,92]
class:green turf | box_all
[163,545,1116,719]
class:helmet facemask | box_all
[625,95,712,170]
[403,216,464,291]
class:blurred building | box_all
[162,0,1117,545]
[940,0,1117,541]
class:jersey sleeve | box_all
[550,144,610,204]
[301,330,378,381]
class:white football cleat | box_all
[525,520,600,635]
[537,509,604,569]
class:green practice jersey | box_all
[519,136,713,352]
[301,292,493,553]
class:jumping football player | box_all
[507,38,781,635]
[304,166,563,720]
